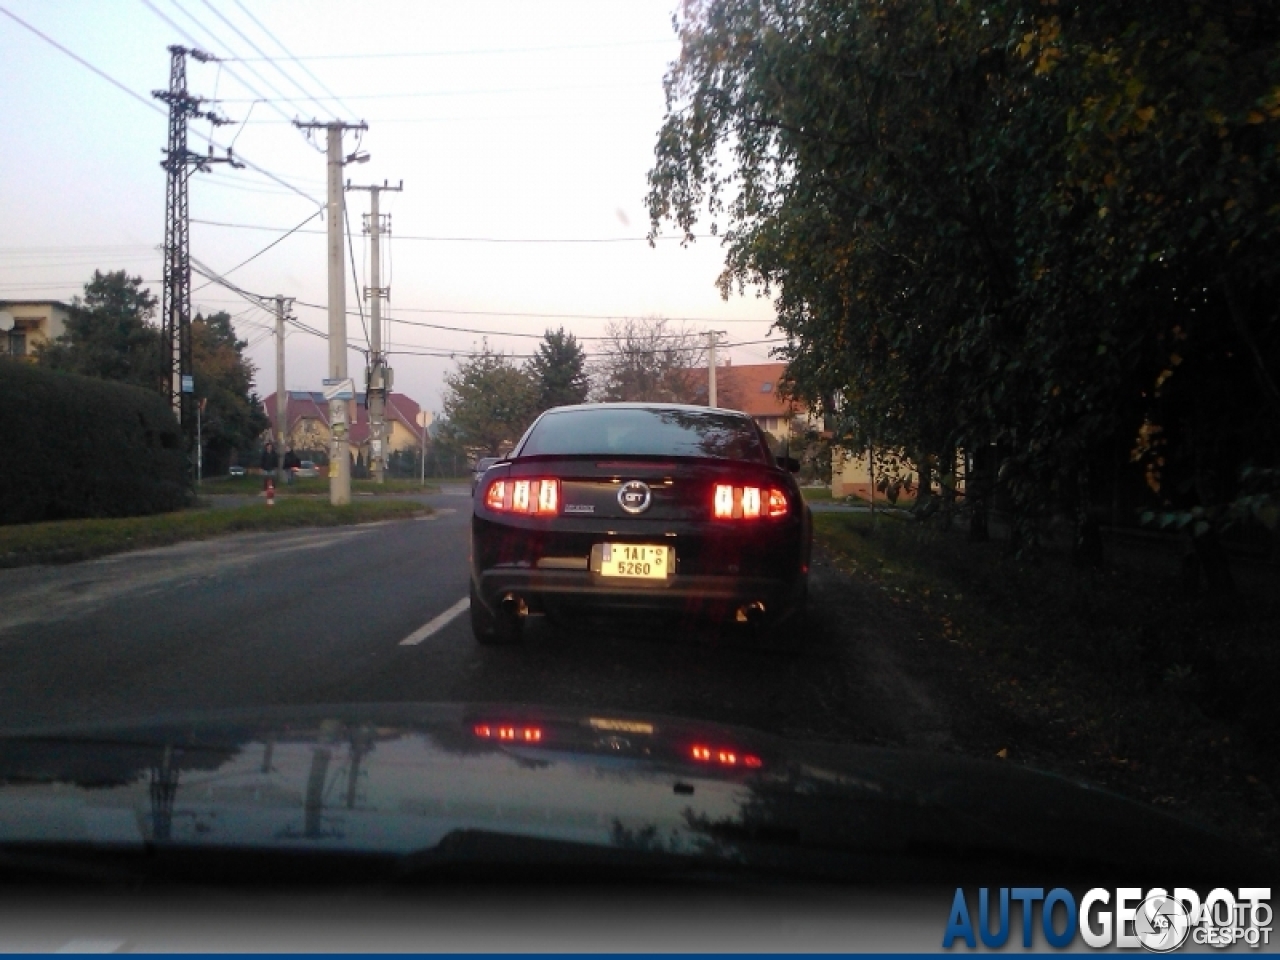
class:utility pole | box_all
[347,179,403,483]
[294,120,368,505]
[275,295,293,487]
[152,46,238,479]
[707,330,726,408]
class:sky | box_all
[0,0,781,415]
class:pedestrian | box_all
[282,447,300,484]
[260,440,279,492]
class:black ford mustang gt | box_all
[470,403,813,645]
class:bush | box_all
[0,363,189,524]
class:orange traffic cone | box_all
[266,477,275,507]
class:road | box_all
[0,486,949,747]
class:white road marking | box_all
[399,596,470,646]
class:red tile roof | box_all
[683,362,800,417]
[262,391,427,446]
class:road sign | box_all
[322,378,354,401]
[181,375,194,393]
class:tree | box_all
[526,327,590,411]
[441,344,537,456]
[647,0,1280,572]
[592,317,707,403]
[37,270,164,390]
[190,311,269,475]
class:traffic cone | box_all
[266,477,275,507]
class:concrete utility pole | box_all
[347,179,403,483]
[274,295,292,487]
[707,330,726,408]
[293,119,368,505]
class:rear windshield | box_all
[518,407,770,462]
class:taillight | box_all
[474,723,543,743]
[484,478,559,516]
[690,744,763,768]
[712,484,789,519]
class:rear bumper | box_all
[473,566,806,625]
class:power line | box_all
[223,38,676,62]
[343,203,369,348]
[196,0,348,124]
[3,4,321,208]
[229,0,361,123]
[212,78,656,105]
[192,208,322,292]
[290,298,773,327]
[0,5,166,117]
[190,216,713,244]
[140,0,307,131]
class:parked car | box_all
[471,457,501,493]
[228,465,245,477]
[292,460,319,479]
[470,403,811,645]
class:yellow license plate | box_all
[598,543,671,579]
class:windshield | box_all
[1,0,1275,949]
[518,407,770,462]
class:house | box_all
[683,361,815,442]
[0,300,70,361]
[261,390,429,462]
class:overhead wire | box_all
[189,216,713,244]
[197,0,348,124]
[222,38,675,62]
[192,208,322,292]
[5,3,321,207]
[229,0,361,123]
[343,204,370,348]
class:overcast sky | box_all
[0,0,780,413]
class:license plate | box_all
[598,543,671,579]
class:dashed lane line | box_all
[399,596,470,646]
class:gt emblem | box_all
[617,480,652,514]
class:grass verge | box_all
[813,511,1280,852]
[202,476,438,496]
[0,499,430,569]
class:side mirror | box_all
[776,455,800,473]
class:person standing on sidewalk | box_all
[282,447,300,484]
[260,441,279,492]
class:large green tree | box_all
[441,345,537,456]
[647,0,1280,570]
[526,327,590,410]
[38,270,165,389]
[191,311,269,475]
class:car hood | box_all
[0,703,1266,884]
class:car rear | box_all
[470,404,811,644]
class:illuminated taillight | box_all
[483,478,559,516]
[713,484,735,519]
[538,479,558,514]
[712,484,789,520]
[485,480,506,511]
[690,744,763,769]
[766,488,788,517]
[474,723,543,742]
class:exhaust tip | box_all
[500,593,530,618]
[735,601,766,624]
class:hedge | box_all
[0,363,189,524]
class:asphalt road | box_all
[0,487,948,746]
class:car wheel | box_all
[470,580,522,646]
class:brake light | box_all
[712,484,789,519]
[690,744,763,768]
[484,478,559,515]
[474,723,543,743]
